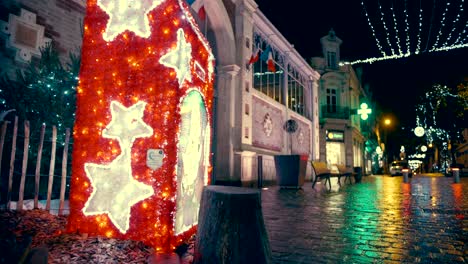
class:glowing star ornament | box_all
[159,28,193,85]
[98,0,163,41]
[68,0,214,253]
[82,101,154,234]
[103,101,153,145]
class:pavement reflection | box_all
[261,175,467,263]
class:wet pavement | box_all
[261,174,468,263]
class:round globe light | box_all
[414,126,425,137]
[376,146,382,154]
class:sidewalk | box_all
[261,175,468,263]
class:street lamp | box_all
[383,118,392,174]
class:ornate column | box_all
[214,64,241,183]
[311,79,320,160]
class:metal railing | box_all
[320,105,350,119]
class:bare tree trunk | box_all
[195,185,271,264]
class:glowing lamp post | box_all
[383,118,391,174]
[67,0,214,253]
[357,103,372,120]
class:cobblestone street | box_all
[261,175,468,263]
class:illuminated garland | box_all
[440,0,465,47]
[454,20,468,44]
[378,0,396,55]
[390,2,403,55]
[404,0,411,55]
[430,42,468,52]
[415,1,423,54]
[430,1,451,51]
[423,0,437,52]
[361,1,386,56]
[346,0,468,64]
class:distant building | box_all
[311,29,374,173]
[455,128,468,168]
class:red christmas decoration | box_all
[67,0,214,253]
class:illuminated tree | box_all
[415,83,467,167]
[0,43,80,134]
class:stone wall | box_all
[0,0,85,77]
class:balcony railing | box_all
[321,105,350,119]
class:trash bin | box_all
[353,166,362,183]
[274,155,308,188]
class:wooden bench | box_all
[335,164,354,185]
[311,162,355,189]
[311,161,332,189]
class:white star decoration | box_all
[83,101,154,234]
[159,28,192,85]
[97,0,164,41]
[103,101,153,146]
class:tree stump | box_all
[194,185,271,264]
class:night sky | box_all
[254,0,468,127]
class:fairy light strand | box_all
[430,1,451,51]
[424,0,437,52]
[362,1,387,56]
[430,42,468,52]
[404,0,411,56]
[454,20,468,45]
[415,0,423,54]
[350,0,468,64]
[341,41,468,65]
[441,0,464,47]
[378,0,396,55]
[391,1,403,55]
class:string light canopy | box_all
[67,0,214,253]
[342,0,468,65]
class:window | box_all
[252,52,283,104]
[252,32,308,116]
[14,22,38,48]
[326,89,337,113]
[287,74,305,115]
[327,51,337,69]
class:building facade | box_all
[455,128,468,168]
[311,29,373,174]
[0,0,321,186]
